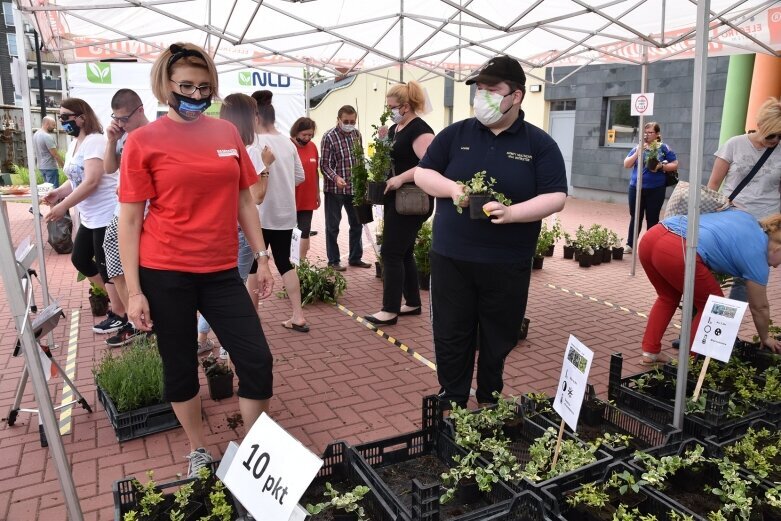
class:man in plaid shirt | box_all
[320,105,372,271]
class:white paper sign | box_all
[290,227,302,266]
[631,93,655,116]
[552,336,595,432]
[222,413,323,521]
[692,295,748,362]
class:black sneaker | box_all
[105,323,144,347]
[93,311,127,334]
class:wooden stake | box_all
[551,419,566,468]
[692,355,711,401]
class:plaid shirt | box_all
[319,126,363,195]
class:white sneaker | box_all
[219,347,229,360]
[186,447,213,478]
[197,338,214,354]
[624,245,633,254]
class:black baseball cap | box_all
[465,56,526,88]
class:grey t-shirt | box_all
[33,129,58,170]
[716,134,781,220]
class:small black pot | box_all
[601,248,612,263]
[591,250,602,266]
[532,256,544,270]
[375,261,383,279]
[581,401,606,426]
[647,157,660,171]
[563,245,575,259]
[207,372,234,400]
[457,478,481,504]
[544,244,554,257]
[578,254,592,268]
[468,194,492,219]
[367,181,386,205]
[418,271,430,291]
[612,247,624,260]
[89,294,109,317]
[333,512,359,521]
[353,204,374,224]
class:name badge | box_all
[217,149,239,158]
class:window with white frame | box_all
[3,3,13,26]
[604,97,639,147]
[6,33,17,57]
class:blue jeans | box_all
[324,192,363,266]
[198,229,254,334]
[627,184,666,247]
[41,169,60,188]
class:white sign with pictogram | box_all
[631,93,655,116]
[552,335,595,431]
[691,295,748,363]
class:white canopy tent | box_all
[7,1,781,520]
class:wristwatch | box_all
[254,250,269,260]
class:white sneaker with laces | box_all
[219,347,229,360]
[197,338,214,354]
[186,447,213,478]
[624,245,633,254]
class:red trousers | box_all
[638,224,723,354]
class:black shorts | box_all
[72,224,109,283]
[139,267,273,402]
[296,210,313,238]
[252,228,294,275]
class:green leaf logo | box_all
[238,71,251,86]
[86,63,111,84]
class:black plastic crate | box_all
[113,462,236,521]
[541,461,689,520]
[607,353,764,439]
[350,426,528,521]
[521,394,681,458]
[97,384,181,442]
[703,419,781,486]
[734,339,781,372]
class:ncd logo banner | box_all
[223,68,303,95]
[86,63,112,84]
[238,70,291,88]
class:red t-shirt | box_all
[294,140,320,211]
[119,116,257,273]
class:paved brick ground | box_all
[1,196,780,520]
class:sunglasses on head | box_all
[58,113,81,122]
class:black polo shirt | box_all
[418,112,567,263]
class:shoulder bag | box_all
[664,145,776,218]
[395,183,430,215]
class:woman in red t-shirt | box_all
[291,117,320,260]
[118,42,274,478]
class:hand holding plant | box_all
[454,171,512,215]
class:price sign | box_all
[552,336,595,432]
[631,93,655,116]
[692,295,748,362]
[222,413,322,521]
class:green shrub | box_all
[93,337,164,412]
[11,164,67,186]
[414,220,432,275]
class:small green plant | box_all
[89,281,108,298]
[633,444,706,489]
[306,482,371,521]
[278,259,347,305]
[93,336,164,413]
[413,220,432,276]
[646,140,662,169]
[351,140,369,206]
[351,108,393,205]
[520,426,601,482]
[565,481,610,508]
[454,171,512,213]
[724,427,781,479]
[200,353,233,379]
[535,221,557,257]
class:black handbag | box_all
[395,183,430,215]
[46,210,73,254]
[665,169,679,187]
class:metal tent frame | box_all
[6,1,780,519]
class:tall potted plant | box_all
[350,141,373,224]
[414,220,432,290]
[365,108,393,205]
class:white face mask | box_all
[473,89,510,126]
[390,108,404,124]
[340,123,355,133]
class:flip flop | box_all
[282,321,310,333]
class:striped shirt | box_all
[319,126,363,195]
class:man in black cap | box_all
[414,55,568,409]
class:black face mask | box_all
[295,137,310,146]
[169,91,211,121]
[62,120,80,137]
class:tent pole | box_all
[673,0,711,430]
[399,0,404,83]
[305,63,310,117]
[12,11,82,521]
[629,47,647,277]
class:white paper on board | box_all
[692,294,748,363]
[552,335,595,432]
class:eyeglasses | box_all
[111,105,142,124]
[766,134,781,141]
[58,113,80,123]
[169,80,212,97]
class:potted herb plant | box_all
[93,336,180,441]
[89,281,110,316]
[533,229,554,270]
[611,231,625,260]
[365,108,393,205]
[562,232,576,259]
[646,140,662,172]
[306,482,371,521]
[455,171,512,220]
[414,220,432,290]
[200,353,234,400]
[349,141,373,224]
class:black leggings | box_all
[72,224,109,282]
[140,267,273,402]
[261,228,294,275]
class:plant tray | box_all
[734,339,781,372]
[113,462,239,521]
[521,394,681,458]
[607,353,764,439]
[541,461,689,520]
[703,419,781,486]
[97,384,180,442]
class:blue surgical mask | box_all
[169,91,211,121]
[62,120,80,137]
